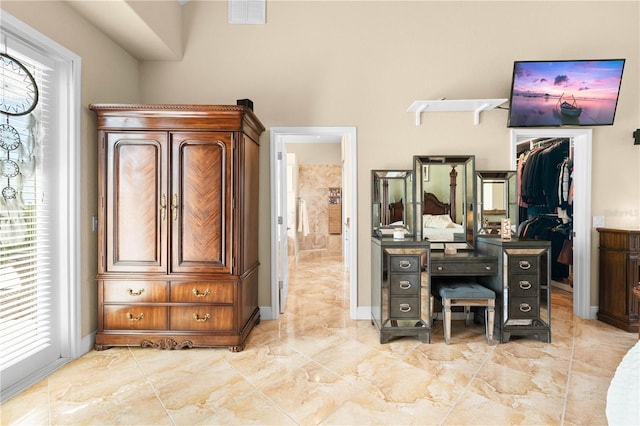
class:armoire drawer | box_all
[508,297,539,319]
[389,297,420,319]
[508,256,540,274]
[103,305,167,330]
[170,306,235,331]
[508,274,539,297]
[389,274,420,295]
[102,281,167,303]
[170,282,235,303]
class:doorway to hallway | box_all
[270,127,357,320]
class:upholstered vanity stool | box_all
[433,281,496,344]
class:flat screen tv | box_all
[507,59,625,127]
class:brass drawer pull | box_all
[127,288,145,296]
[193,313,211,322]
[485,265,493,271]
[518,260,532,270]
[192,288,211,298]
[519,281,532,290]
[399,260,412,269]
[436,266,444,271]
[399,303,412,313]
[171,193,178,221]
[160,194,167,221]
[519,303,532,313]
[399,281,412,290]
[126,312,144,321]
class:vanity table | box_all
[370,160,551,345]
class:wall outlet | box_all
[592,215,605,228]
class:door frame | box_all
[510,128,593,319]
[270,127,357,320]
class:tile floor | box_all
[1,255,637,425]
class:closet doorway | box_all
[511,129,593,319]
[270,127,358,320]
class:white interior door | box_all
[275,142,289,314]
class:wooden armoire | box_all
[90,104,264,352]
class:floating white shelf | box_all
[407,98,508,125]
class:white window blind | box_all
[0,50,54,370]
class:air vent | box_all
[229,0,266,24]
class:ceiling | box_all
[66,0,186,60]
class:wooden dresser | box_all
[596,228,640,333]
[90,104,264,351]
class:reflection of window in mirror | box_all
[477,171,517,236]
[422,165,429,181]
[483,181,506,214]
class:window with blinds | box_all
[0,50,55,370]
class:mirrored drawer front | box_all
[103,281,167,303]
[509,256,540,274]
[390,256,421,273]
[170,306,234,331]
[170,282,234,303]
[389,274,420,295]
[103,305,167,330]
[431,260,498,276]
[389,297,420,319]
[508,297,539,319]
[508,274,539,296]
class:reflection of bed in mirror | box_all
[423,192,450,217]
[388,199,404,224]
[421,164,464,242]
[421,191,465,242]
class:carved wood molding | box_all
[140,338,194,350]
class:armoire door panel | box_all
[106,133,168,272]
[171,132,233,274]
[240,136,260,272]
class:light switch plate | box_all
[592,216,605,228]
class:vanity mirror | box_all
[476,171,517,235]
[372,170,415,237]
[413,155,476,249]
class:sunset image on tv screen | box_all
[508,59,625,127]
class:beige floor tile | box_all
[2,256,638,426]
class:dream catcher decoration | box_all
[0,52,39,210]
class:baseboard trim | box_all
[81,331,96,354]
[259,305,274,320]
